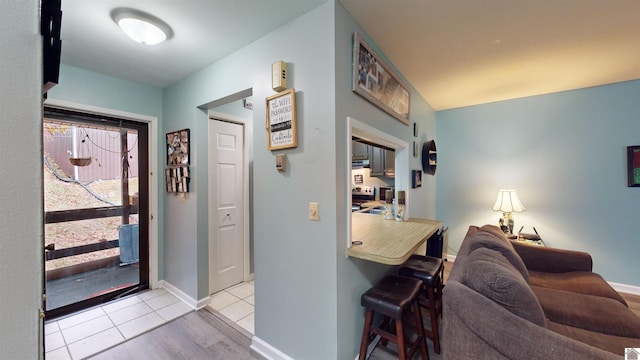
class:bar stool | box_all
[358,275,429,360]
[399,255,444,354]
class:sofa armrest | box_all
[443,281,619,360]
[510,240,593,273]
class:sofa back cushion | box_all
[447,225,481,282]
[464,247,547,327]
[468,225,530,283]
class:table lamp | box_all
[492,189,526,236]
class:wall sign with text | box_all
[266,88,297,151]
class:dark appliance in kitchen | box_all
[352,186,375,211]
[379,186,394,203]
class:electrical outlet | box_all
[309,202,319,221]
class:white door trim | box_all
[44,98,160,288]
[208,111,253,286]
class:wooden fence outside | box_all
[43,126,139,182]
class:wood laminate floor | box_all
[89,261,640,360]
[89,309,259,360]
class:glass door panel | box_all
[43,109,148,319]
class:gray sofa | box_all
[442,225,640,359]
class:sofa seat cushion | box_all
[463,247,546,327]
[467,225,530,283]
[548,320,640,356]
[529,270,628,306]
[532,285,640,338]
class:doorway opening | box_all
[205,94,254,336]
[43,107,149,319]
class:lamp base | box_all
[498,212,515,237]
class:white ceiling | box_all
[60,0,640,110]
[60,0,326,89]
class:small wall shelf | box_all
[422,140,437,175]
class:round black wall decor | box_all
[422,140,437,175]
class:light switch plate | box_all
[309,202,319,221]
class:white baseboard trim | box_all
[609,281,640,296]
[159,280,201,310]
[251,336,294,360]
[445,254,456,263]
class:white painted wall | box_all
[437,80,640,286]
[0,1,43,358]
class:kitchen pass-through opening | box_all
[348,117,410,247]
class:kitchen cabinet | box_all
[369,146,385,176]
[352,141,370,160]
[385,149,395,177]
[370,147,395,177]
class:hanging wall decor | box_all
[422,140,437,176]
[412,169,422,188]
[266,88,297,151]
[165,167,189,193]
[627,145,640,187]
[352,32,410,125]
[166,129,190,193]
[167,129,190,166]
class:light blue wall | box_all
[47,64,166,278]
[335,2,438,358]
[437,80,640,286]
[49,64,163,118]
[162,2,339,358]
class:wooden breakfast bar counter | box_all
[347,213,442,265]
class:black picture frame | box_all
[627,146,640,187]
[166,129,190,166]
[412,169,422,188]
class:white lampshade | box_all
[112,8,173,46]
[492,189,526,213]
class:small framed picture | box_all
[413,141,418,158]
[167,129,190,166]
[627,146,640,187]
[412,169,422,188]
[354,174,363,185]
[266,88,298,151]
[413,123,418,137]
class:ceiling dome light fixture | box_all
[111,8,173,45]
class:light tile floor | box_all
[207,281,255,335]
[44,288,191,360]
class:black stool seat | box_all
[398,255,443,287]
[358,275,429,360]
[398,254,444,354]
[361,275,422,319]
